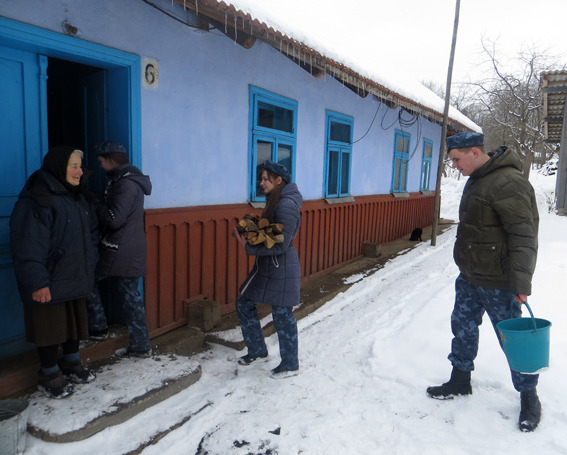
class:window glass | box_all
[424,143,432,158]
[278,144,292,174]
[341,152,350,194]
[258,101,293,133]
[401,159,407,190]
[255,140,273,198]
[328,149,339,195]
[393,158,401,191]
[330,121,351,143]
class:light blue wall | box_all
[1,0,442,209]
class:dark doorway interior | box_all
[47,57,98,151]
[47,57,108,197]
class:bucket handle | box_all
[510,298,537,334]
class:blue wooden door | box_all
[0,46,45,359]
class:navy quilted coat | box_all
[240,183,303,306]
[10,170,99,304]
[95,164,152,277]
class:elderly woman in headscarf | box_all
[10,146,99,398]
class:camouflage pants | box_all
[236,295,299,369]
[86,275,151,352]
[448,274,539,392]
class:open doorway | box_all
[47,57,109,197]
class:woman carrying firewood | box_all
[233,160,303,378]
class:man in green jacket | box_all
[426,132,541,432]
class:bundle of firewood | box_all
[234,214,284,248]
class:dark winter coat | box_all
[96,163,152,277]
[240,183,303,306]
[10,169,99,305]
[453,147,539,295]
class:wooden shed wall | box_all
[144,193,435,336]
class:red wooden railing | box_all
[144,193,435,336]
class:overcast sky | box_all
[241,0,567,86]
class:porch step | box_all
[27,355,202,443]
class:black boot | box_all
[519,388,541,432]
[426,366,472,399]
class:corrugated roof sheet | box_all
[541,70,567,143]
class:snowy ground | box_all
[24,170,567,454]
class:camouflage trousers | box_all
[448,275,539,392]
[86,275,151,352]
[236,295,299,370]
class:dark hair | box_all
[261,169,287,219]
[98,151,129,165]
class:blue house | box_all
[0,0,478,388]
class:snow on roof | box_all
[221,0,481,132]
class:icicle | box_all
[234,16,237,43]
[195,0,198,15]
[310,54,312,74]
[286,42,289,56]
[225,12,228,33]
[292,45,295,61]
[183,0,186,10]
[279,38,282,53]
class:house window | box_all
[421,139,433,191]
[324,111,353,198]
[391,130,411,193]
[249,86,297,201]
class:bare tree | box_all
[463,40,560,176]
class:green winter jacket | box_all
[453,146,538,295]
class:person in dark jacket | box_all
[10,147,99,398]
[426,132,541,432]
[85,141,152,357]
[233,160,303,377]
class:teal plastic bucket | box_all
[497,301,551,374]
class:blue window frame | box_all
[324,111,353,198]
[391,130,411,193]
[249,86,297,201]
[420,139,433,191]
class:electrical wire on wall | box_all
[352,101,425,163]
[351,100,382,144]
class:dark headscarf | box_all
[42,146,81,192]
[40,146,98,204]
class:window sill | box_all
[324,196,355,204]
[391,192,410,198]
[249,201,266,209]
[420,190,434,196]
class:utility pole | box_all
[431,0,460,246]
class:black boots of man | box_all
[426,366,541,432]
